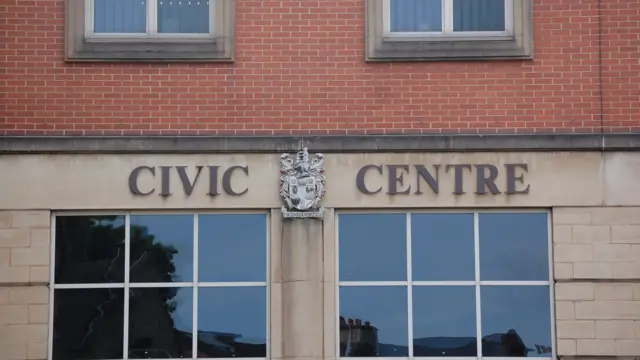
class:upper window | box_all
[366,0,533,61]
[51,212,267,360]
[337,211,554,359]
[65,0,234,62]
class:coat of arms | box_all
[280,147,326,218]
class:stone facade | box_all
[0,211,50,360]
[554,207,640,357]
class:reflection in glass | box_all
[390,0,442,32]
[130,215,194,283]
[198,214,267,282]
[453,0,505,31]
[197,287,267,358]
[129,287,193,359]
[55,215,125,284]
[412,213,474,281]
[94,0,146,33]
[52,289,124,360]
[413,286,476,356]
[339,214,407,282]
[479,213,549,281]
[158,0,209,34]
[481,286,552,357]
[339,286,408,357]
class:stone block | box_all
[592,207,640,225]
[9,287,48,305]
[281,219,323,282]
[6,324,47,343]
[576,339,616,355]
[29,229,49,248]
[554,208,592,225]
[554,263,573,279]
[0,288,9,305]
[616,340,640,356]
[554,244,592,262]
[557,320,595,339]
[28,305,48,324]
[556,339,577,356]
[612,225,640,243]
[0,305,28,324]
[556,283,594,301]
[554,225,573,243]
[556,301,575,320]
[282,281,323,358]
[10,211,49,229]
[595,320,635,339]
[576,301,640,320]
[269,282,282,359]
[0,266,29,284]
[1,341,27,360]
[574,262,613,279]
[573,225,611,243]
[0,212,11,228]
[594,284,634,300]
[593,244,633,262]
[29,266,49,284]
[614,263,640,279]
[27,342,47,360]
[0,249,10,266]
[0,229,30,248]
[11,248,49,266]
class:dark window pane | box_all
[390,0,442,32]
[412,213,475,281]
[479,213,549,281]
[198,214,266,282]
[129,287,193,359]
[52,288,124,360]
[130,215,194,283]
[339,214,407,281]
[413,286,477,356]
[197,287,267,358]
[94,0,146,33]
[55,215,125,284]
[453,0,505,31]
[481,286,552,357]
[158,0,209,34]
[339,286,408,357]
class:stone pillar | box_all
[281,217,325,360]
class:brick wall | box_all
[2,0,639,136]
[553,207,640,357]
[0,211,50,360]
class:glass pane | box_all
[129,287,193,358]
[339,214,407,282]
[479,213,549,281]
[52,289,124,360]
[481,286,552,357]
[413,286,476,356]
[197,287,267,358]
[198,214,266,282]
[390,0,442,32]
[130,214,194,283]
[411,213,474,281]
[55,215,125,284]
[94,0,147,33]
[339,286,408,357]
[453,0,505,32]
[158,0,210,34]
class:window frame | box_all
[65,0,234,62]
[47,210,270,360]
[383,0,514,39]
[366,0,533,61]
[335,209,556,360]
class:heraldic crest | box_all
[280,147,326,218]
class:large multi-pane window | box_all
[337,211,553,359]
[50,213,268,360]
[88,0,213,37]
[386,0,512,36]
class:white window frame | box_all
[335,209,556,360]
[48,210,270,360]
[84,0,215,40]
[383,0,514,39]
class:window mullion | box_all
[193,214,199,358]
[474,212,482,358]
[443,0,453,34]
[406,213,413,358]
[148,0,157,37]
[123,213,131,360]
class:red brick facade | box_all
[2,0,639,136]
